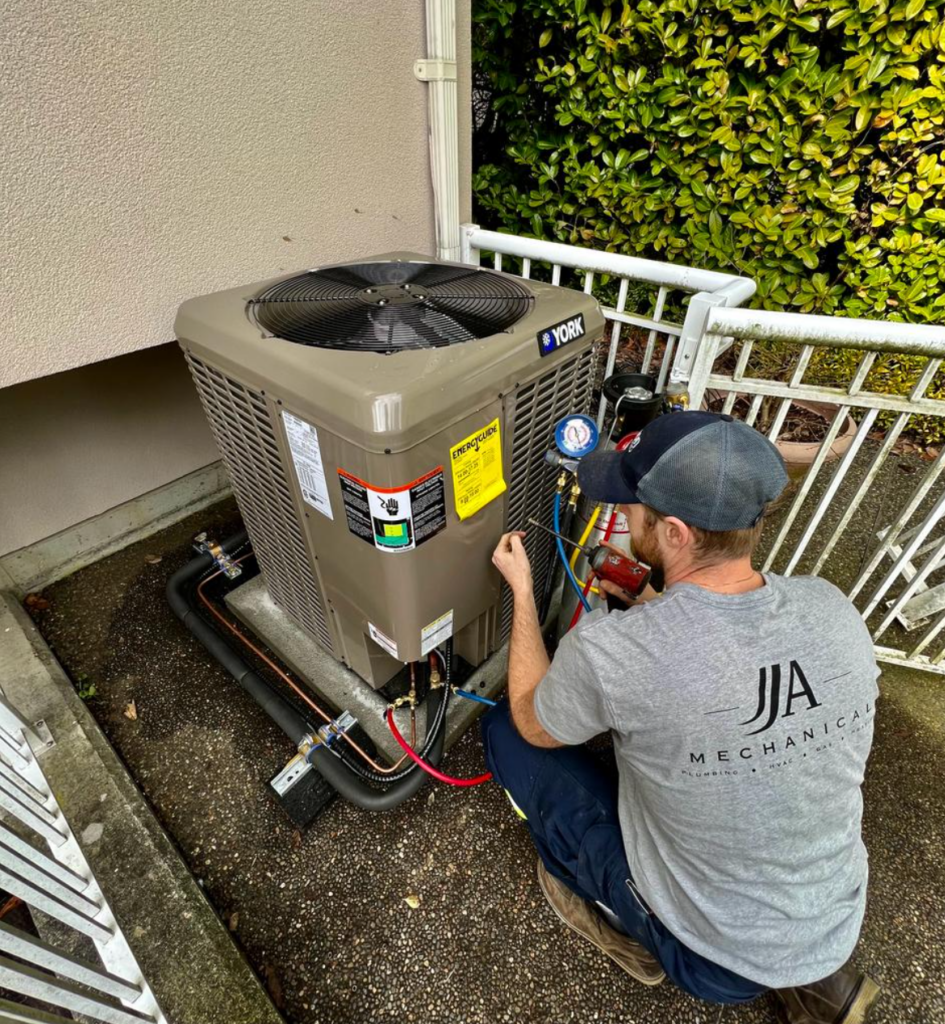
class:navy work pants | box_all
[481,699,768,1005]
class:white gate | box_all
[464,226,945,675]
[0,692,166,1023]
[689,306,945,676]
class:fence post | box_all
[460,223,480,266]
[671,291,725,385]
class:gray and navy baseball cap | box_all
[577,411,788,531]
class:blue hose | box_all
[453,688,497,707]
[554,492,592,613]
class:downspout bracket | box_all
[414,59,457,82]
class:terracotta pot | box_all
[774,399,858,479]
[702,392,858,479]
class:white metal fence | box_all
[0,692,165,1023]
[460,225,755,426]
[689,306,945,676]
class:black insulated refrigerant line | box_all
[165,531,447,812]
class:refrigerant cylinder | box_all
[556,371,663,635]
[556,496,632,637]
[603,372,662,441]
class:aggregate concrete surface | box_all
[32,497,945,1024]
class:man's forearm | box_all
[507,588,559,747]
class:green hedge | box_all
[474,0,944,319]
[473,0,945,436]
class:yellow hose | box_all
[570,506,601,595]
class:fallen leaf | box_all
[282,235,292,242]
[292,830,302,849]
[263,965,285,1010]
[144,554,162,565]
[403,894,421,909]
[24,594,50,611]
[124,701,138,721]
[228,911,239,931]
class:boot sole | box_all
[843,975,881,1024]
[537,865,666,987]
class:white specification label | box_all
[368,622,399,660]
[282,411,333,520]
[421,610,453,656]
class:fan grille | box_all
[248,262,534,354]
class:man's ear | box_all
[661,515,693,551]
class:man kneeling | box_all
[483,411,880,1024]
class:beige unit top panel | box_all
[175,256,605,453]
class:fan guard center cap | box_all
[357,283,427,307]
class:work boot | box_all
[536,860,665,986]
[774,962,880,1024]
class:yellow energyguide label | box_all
[450,418,507,520]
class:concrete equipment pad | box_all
[225,573,508,762]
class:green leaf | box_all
[865,50,890,85]
[826,9,854,28]
[926,209,945,223]
[539,29,553,48]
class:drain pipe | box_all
[166,535,447,812]
[415,0,460,261]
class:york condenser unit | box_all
[175,255,604,688]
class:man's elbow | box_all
[510,692,565,748]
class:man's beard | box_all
[630,519,666,592]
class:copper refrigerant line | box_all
[196,554,423,775]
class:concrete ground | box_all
[0,592,282,1024]
[30,497,945,1024]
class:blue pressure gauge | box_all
[554,414,599,459]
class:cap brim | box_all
[576,450,639,504]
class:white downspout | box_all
[415,0,460,261]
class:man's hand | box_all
[492,531,533,598]
[599,577,660,605]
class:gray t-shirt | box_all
[534,574,879,987]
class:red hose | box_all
[386,708,493,787]
[568,507,621,631]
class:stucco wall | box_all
[0,345,221,555]
[1,0,439,389]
